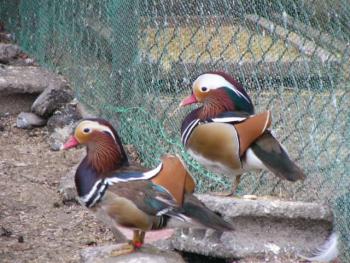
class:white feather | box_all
[211,116,246,123]
[243,148,267,171]
[299,232,338,262]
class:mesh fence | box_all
[1,0,349,259]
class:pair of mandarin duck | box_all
[62,71,305,255]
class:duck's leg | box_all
[230,174,242,195]
[110,230,144,257]
[231,175,257,199]
[131,230,145,248]
[210,175,242,197]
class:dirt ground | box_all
[0,113,115,263]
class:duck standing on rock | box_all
[180,71,306,196]
[62,118,233,256]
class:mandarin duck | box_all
[62,118,233,256]
[180,72,306,195]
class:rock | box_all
[80,244,185,263]
[16,112,46,129]
[0,226,12,237]
[47,103,82,133]
[58,163,80,202]
[171,194,333,259]
[0,44,20,63]
[0,66,66,95]
[31,80,73,117]
[151,237,173,251]
[197,195,333,221]
[75,100,98,119]
[0,32,13,43]
[48,123,76,151]
[8,56,36,67]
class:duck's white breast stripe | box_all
[211,117,247,123]
[105,162,163,185]
[181,119,197,143]
[80,180,103,203]
[181,119,200,145]
[80,179,108,207]
[79,163,164,208]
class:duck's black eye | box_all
[201,86,208,92]
[83,128,90,133]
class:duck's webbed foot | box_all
[110,230,146,257]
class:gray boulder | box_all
[0,44,20,63]
[58,163,80,202]
[16,112,46,129]
[31,80,73,117]
[172,194,333,260]
[0,32,13,43]
[47,103,82,133]
[80,244,185,263]
[48,122,76,151]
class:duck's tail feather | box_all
[251,130,306,182]
[182,194,234,231]
[299,232,338,262]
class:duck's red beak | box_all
[179,93,197,107]
[61,136,80,150]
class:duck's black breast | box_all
[181,107,202,135]
[75,158,100,197]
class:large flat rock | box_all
[80,244,184,263]
[0,66,66,95]
[196,194,332,221]
[172,194,333,259]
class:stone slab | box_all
[0,66,66,95]
[196,194,333,221]
[80,244,185,263]
[171,194,333,259]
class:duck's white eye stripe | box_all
[101,127,116,142]
[103,130,113,137]
[196,74,250,103]
[78,121,117,142]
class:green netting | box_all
[1,0,349,259]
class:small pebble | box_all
[18,235,24,243]
[0,226,12,237]
[86,240,97,246]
